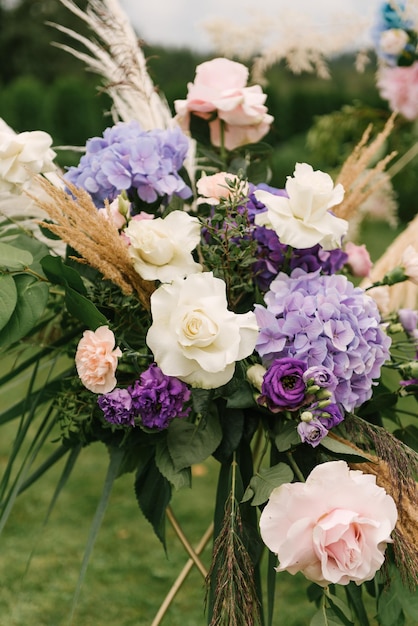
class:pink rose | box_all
[344,242,373,277]
[174,57,273,150]
[259,460,397,586]
[75,326,122,394]
[196,172,248,205]
[377,62,418,120]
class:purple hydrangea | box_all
[255,269,392,412]
[65,120,192,207]
[128,363,191,430]
[98,388,135,426]
[259,357,309,412]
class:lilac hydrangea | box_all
[128,363,191,430]
[255,268,391,412]
[65,120,192,208]
[98,388,135,426]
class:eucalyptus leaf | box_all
[0,241,33,269]
[0,274,17,331]
[242,462,294,506]
[167,409,222,471]
[0,275,49,349]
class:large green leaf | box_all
[65,287,107,329]
[0,274,49,349]
[41,254,87,294]
[0,241,33,269]
[242,462,294,506]
[134,454,171,549]
[155,439,191,491]
[167,408,222,471]
[0,274,17,331]
[319,436,370,462]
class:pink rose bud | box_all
[344,241,373,277]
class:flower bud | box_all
[300,411,314,422]
[399,360,418,379]
[247,364,267,392]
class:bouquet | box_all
[0,1,417,624]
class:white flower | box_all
[254,163,347,250]
[379,29,409,56]
[124,210,202,282]
[0,128,56,193]
[146,272,259,388]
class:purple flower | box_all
[98,388,135,426]
[398,308,418,335]
[65,121,192,208]
[255,269,391,411]
[128,363,191,430]
[303,366,338,390]
[259,357,308,412]
[317,403,345,429]
[297,419,328,447]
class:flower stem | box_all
[285,451,305,482]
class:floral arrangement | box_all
[0,1,417,625]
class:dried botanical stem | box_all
[166,505,208,578]
[28,175,155,309]
[334,113,398,221]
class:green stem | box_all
[285,451,305,482]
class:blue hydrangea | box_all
[255,269,391,412]
[371,1,414,65]
[65,120,192,207]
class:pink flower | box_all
[75,326,122,394]
[377,62,418,120]
[196,172,248,205]
[344,242,373,277]
[259,460,397,586]
[174,57,273,150]
[401,245,418,285]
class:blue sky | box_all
[120,0,383,51]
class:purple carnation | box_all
[65,120,192,208]
[98,388,135,426]
[297,419,328,447]
[255,269,391,412]
[259,357,308,412]
[128,363,191,430]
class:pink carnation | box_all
[344,242,373,278]
[377,62,418,120]
[75,325,122,394]
[174,57,273,150]
[259,460,397,586]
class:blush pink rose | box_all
[377,62,418,120]
[344,242,373,277]
[259,460,397,586]
[75,326,122,394]
[174,57,273,150]
[196,172,248,205]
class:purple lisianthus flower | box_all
[297,419,328,447]
[255,269,391,412]
[259,357,308,412]
[398,308,418,336]
[98,388,135,426]
[65,120,192,208]
[317,403,345,429]
[303,365,338,391]
[128,363,191,430]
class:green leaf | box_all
[167,409,222,472]
[41,254,87,294]
[377,582,405,626]
[0,241,33,269]
[274,420,300,452]
[134,454,171,549]
[327,595,354,626]
[155,439,192,491]
[393,425,418,452]
[65,287,107,329]
[345,582,370,626]
[393,568,418,621]
[310,607,347,626]
[242,462,294,506]
[225,381,255,409]
[319,436,371,462]
[0,275,49,349]
[0,274,17,331]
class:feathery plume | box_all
[52,0,172,129]
[29,175,155,309]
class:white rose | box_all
[146,272,259,388]
[254,163,348,250]
[124,210,202,282]
[380,29,409,56]
[0,128,56,193]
